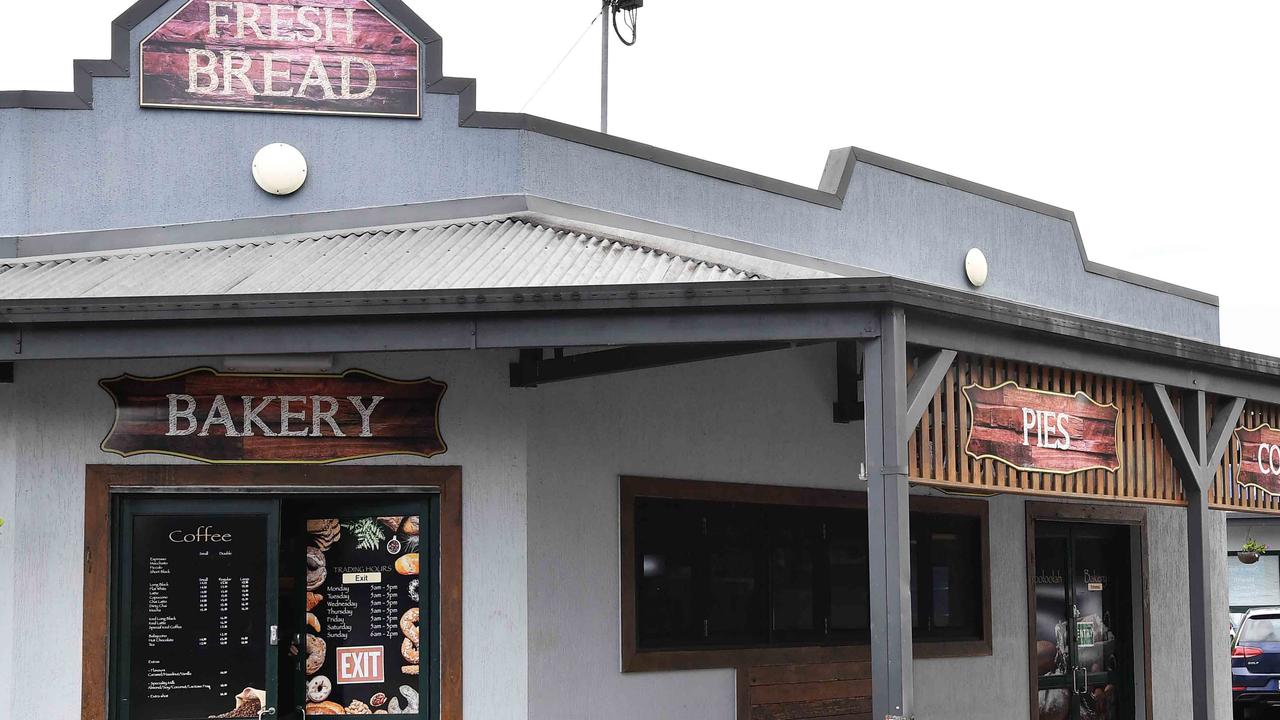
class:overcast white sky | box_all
[3,1,1277,354]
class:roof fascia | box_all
[0,277,1263,378]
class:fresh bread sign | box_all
[99,368,446,463]
[140,0,421,117]
[962,381,1121,475]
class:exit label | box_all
[336,645,385,685]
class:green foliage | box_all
[1243,537,1270,555]
[341,518,386,551]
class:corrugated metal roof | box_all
[0,218,769,299]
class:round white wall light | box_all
[252,143,307,195]
[964,248,989,288]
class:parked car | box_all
[1233,607,1280,718]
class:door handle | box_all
[1071,666,1088,695]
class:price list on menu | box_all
[128,515,268,720]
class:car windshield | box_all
[1240,615,1280,643]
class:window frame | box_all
[82,465,463,720]
[620,475,992,673]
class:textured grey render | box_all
[0,0,1219,342]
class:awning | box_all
[0,218,809,299]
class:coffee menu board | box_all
[304,514,424,715]
[128,515,268,720]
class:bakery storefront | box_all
[2,2,1277,720]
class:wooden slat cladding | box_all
[908,353,1185,506]
[738,662,872,720]
[1213,402,1280,514]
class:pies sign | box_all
[962,381,1121,475]
[140,0,421,117]
[100,368,446,463]
[1234,425,1280,497]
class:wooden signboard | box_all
[963,381,1121,475]
[1233,425,1280,497]
[100,368,446,463]
[140,0,421,117]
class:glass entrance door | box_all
[1034,522,1134,720]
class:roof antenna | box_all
[601,0,643,134]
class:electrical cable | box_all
[519,10,602,112]
[612,4,638,46]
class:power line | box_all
[519,10,602,113]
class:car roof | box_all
[1244,607,1280,618]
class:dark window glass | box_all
[826,510,870,641]
[704,503,769,645]
[768,508,820,642]
[634,497,983,651]
[909,512,983,641]
[635,499,702,648]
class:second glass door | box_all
[1034,521,1134,720]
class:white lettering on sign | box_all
[182,2,377,99]
[168,526,232,542]
[1258,443,1280,476]
[336,645,385,685]
[166,394,384,438]
[1021,407,1072,450]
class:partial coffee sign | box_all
[140,0,421,117]
[963,381,1121,474]
[100,368,447,463]
[1234,425,1280,497]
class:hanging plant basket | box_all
[1240,551,1261,565]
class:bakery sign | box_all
[99,368,446,463]
[962,381,1121,475]
[140,0,421,117]
[1233,424,1280,497]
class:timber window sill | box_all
[621,638,991,673]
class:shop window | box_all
[109,494,439,720]
[623,477,990,670]
[1229,552,1280,610]
[910,512,983,640]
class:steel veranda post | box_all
[864,306,913,718]
[1142,385,1246,720]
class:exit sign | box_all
[336,645,385,685]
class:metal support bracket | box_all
[509,341,797,388]
[832,340,863,423]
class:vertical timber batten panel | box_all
[1212,401,1280,514]
[908,353,1185,506]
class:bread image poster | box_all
[305,516,423,715]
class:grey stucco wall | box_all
[524,345,859,719]
[0,0,1218,342]
[0,345,1235,719]
[522,346,1231,719]
[0,351,531,720]
[0,384,15,720]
